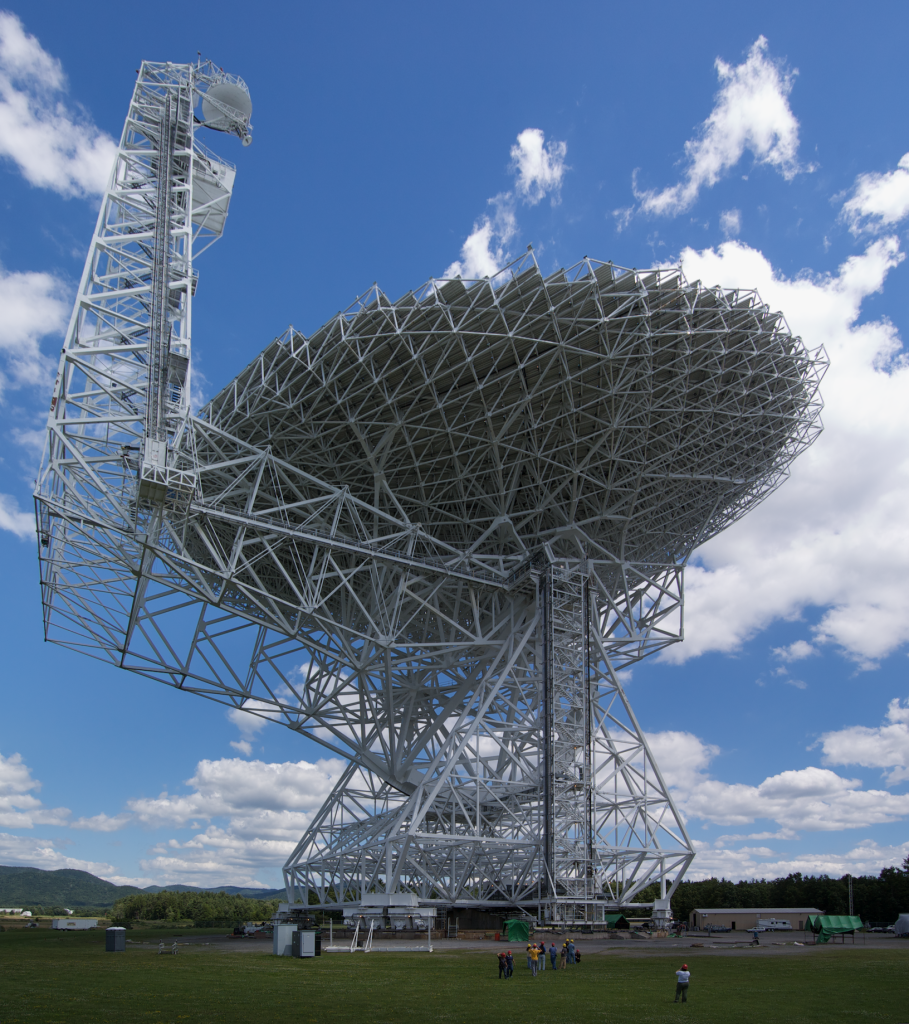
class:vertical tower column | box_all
[35,59,251,655]
[540,561,696,922]
[544,566,595,908]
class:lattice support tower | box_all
[34,57,827,924]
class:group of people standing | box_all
[497,939,581,978]
[496,945,692,1003]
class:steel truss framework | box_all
[34,57,827,921]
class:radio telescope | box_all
[34,58,826,925]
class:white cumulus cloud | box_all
[784,678,808,690]
[646,730,909,833]
[686,837,909,882]
[128,756,345,827]
[720,208,742,238]
[841,153,909,235]
[510,128,568,206]
[444,194,517,280]
[0,494,34,539]
[0,11,116,197]
[70,812,131,832]
[444,128,566,280]
[0,751,69,828]
[773,640,817,662]
[632,36,808,218]
[715,829,797,843]
[0,752,348,886]
[0,264,70,398]
[819,698,909,785]
[226,699,283,756]
[644,729,719,791]
[0,263,70,540]
[126,755,345,885]
[0,832,140,879]
[670,235,909,667]
[139,831,283,889]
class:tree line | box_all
[108,862,909,926]
[111,890,281,923]
[640,859,909,924]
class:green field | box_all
[1,929,906,1024]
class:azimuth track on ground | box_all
[34,58,826,924]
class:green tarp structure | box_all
[805,915,864,944]
[603,914,629,929]
[503,918,530,942]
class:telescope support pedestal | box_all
[283,565,694,918]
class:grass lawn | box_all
[1,929,906,1024]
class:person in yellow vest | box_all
[529,942,540,976]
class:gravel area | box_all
[121,931,907,957]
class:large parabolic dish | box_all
[204,259,821,572]
[35,58,826,925]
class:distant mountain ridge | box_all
[0,866,144,908]
[0,866,284,908]
[143,883,285,899]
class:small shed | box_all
[503,918,530,942]
[805,915,863,944]
[604,913,629,929]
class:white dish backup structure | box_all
[34,58,826,926]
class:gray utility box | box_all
[291,929,320,958]
[273,924,296,956]
[105,927,126,952]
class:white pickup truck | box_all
[756,918,793,931]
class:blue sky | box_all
[0,1,908,890]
